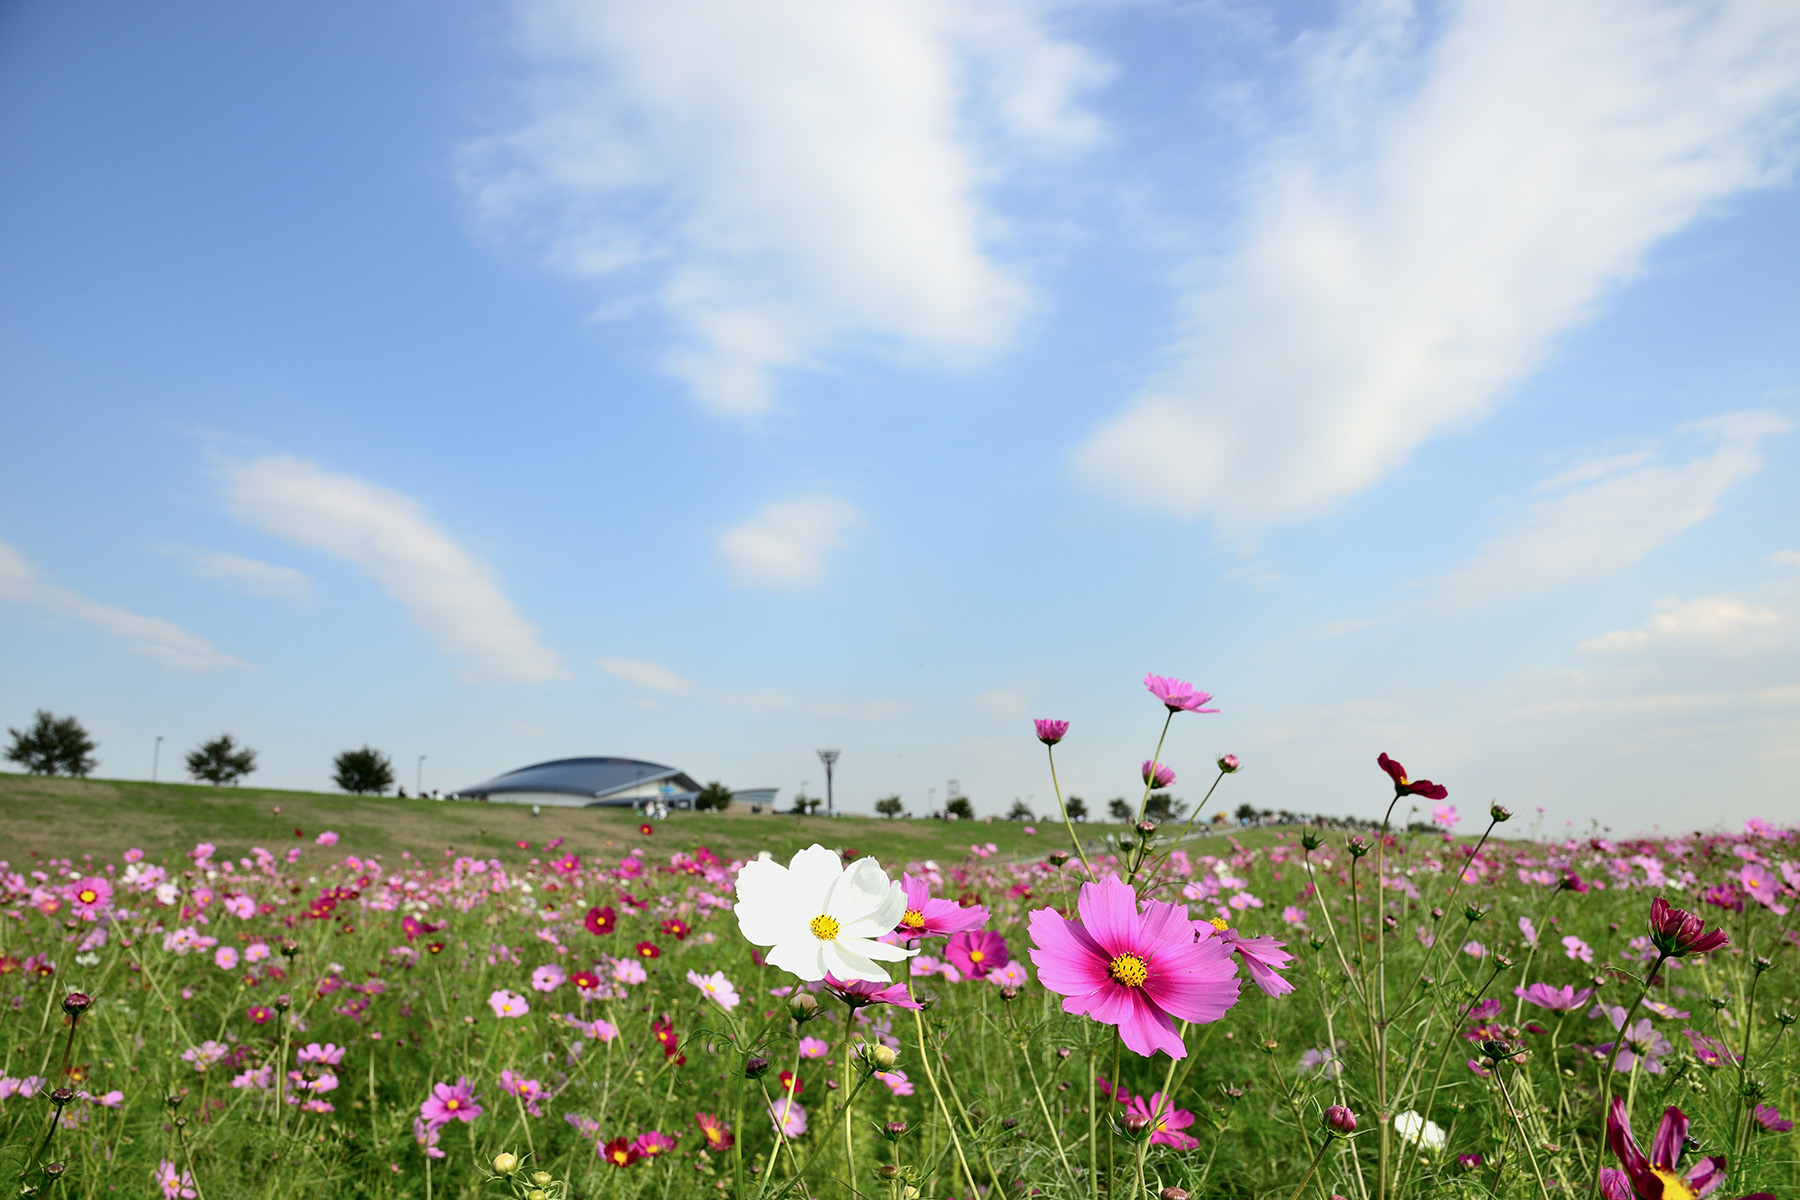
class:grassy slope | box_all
[0,772,1291,867]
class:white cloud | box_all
[0,542,246,672]
[1434,412,1788,606]
[459,0,1106,415]
[976,687,1029,717]
[598,656,694,695]
[1580,594,1788,654]
[1075,0,1800,531]
[188,550,313,603]
[1769,549,1800,567]
[221,456,567,684]
[718,493,861,589]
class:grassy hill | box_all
[0,772,1288,868]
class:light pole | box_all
[152,735,163,783]
[417,755,426,796]
[816,750,840,818]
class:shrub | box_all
[694,781,734,811]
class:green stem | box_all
[1046,744,1096,882]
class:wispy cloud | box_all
[718,493,861,589]
[221,456,567,683]
[1580,594,1787,654]
[459,0,1106,415]
[0,541,246,672]
[597,654,906,719]
[1075,0,1800,531]
[1434,412,1788,606]
[187,550,313,603]
[598,656,694,695]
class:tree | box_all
[1005,799,1034,822]
[1234,802,1259,824]
[1107,797,1133,822]
[1064,796,1088,822]
[187,734,257,786]
[5,710,97,777]
[790,792,823,815]
[1145,793,1188,823]
[332,746,394,795]
[695,781,734,812]
[945,796,974,821]
[875,795,905,820]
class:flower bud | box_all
[1123,1112,1152,1137]
[1489,803,1511,823]
[1776,1010,1795,1027]
[492,1153,518,1175]
[49,1087,74,1108]
[274,993,292,1013]
[279,939,300,959]
[1048,851,1070,867]
[1301,830,1323,851]
[1347,837,1370,859]
[879,1164,900,1179]
[1135,820,1158,838]
[885,1120,908,1139]
[1493,954,1514,971]
[744,1056,771,1079]
[62,992,92,1017]
[1480,1040,1513,1063]
[1161,1189,1190,1200]
[999,985,1019,1002]
[1752,956,1773,975]
[43,1163,65,1179]
[1217,754,1240,774]
[531,1171,553,1186]
[789,994,819,1022]
[1463,903,1485,923]
[1324,1105,1357,1133]
[1430,907,1444,920]
[861,1043,898,1070]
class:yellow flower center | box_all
[900,909,925,930]
[79,890,98,904]
[1108,953,1148,987]
[809,915,840,941]
[1209,917,1230,932]
[1650,1169,1696,1200]
[447,1099,461,1111]
[968,950,985,963]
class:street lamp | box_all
[816,750,840,818]
[152,735,163,783]
[417,755,426,796]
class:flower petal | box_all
[820,940,889,983]
[1076,876,1143,958]
[766,938,828,983]
[1028,907,1112,998]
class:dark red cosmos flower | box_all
[661,918,690,941]
[600,1136,639,1167]
[638,823,654,837]
[425,941,445,955]
[635,941,661,960]
[652,1016,680,1059]
[1599,1097,1770,1200]
[1648,896,1729,958]
[777,1070,804,1095]
[1376,753,1448,801]
[584,906,616,936]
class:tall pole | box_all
[153,735,163,783]
[816,750,840,818]
[417,755,426,796]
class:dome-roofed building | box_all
[456,757,703,809]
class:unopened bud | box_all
[62,992,92,1017]
[1463,903,1485,922]
[999,984,1019,1002]
[1123,1112,1152,1136]
[1324,1105,1357,1134]
[1489,803,1511,823]
[274,993,292,1013]
[1480,1040,1513,1063]
[744,1056,771,1078]
[1217,754,1240,774]
[879,1164,900,1179]
[1136,820,1158,838]
[1347,837,1370,859]
[885,1121,908,1138]
[789,994,819,1022]
[1776,1010,1795,1027]
[279,939,300,959]
[49,1087,74,1108]
[42,1163,65,1179]
[530,1172,553,1186]
[862,1043,898,1070]
[1048,851,1070,867]
[1493,954,1514,971]
[1161,1189,1190,1200]
[1301,831,1322,851]
[492,1153,518,1175]
[1752,956,1773,975]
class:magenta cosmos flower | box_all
[1195,919,1294,997]
[1142,761,1175,790]
[1600,1098,1770,1200]
[1028,876,1240,1059]
[822,974,923,1010]
[419,1077,481,1128]
[1125,1092,1198,1149]
[1376,753,1448,801]
[1144,674,1218,714]
[1647,896,1729,958]
[1514,982,1594,1012]
[894,874,988,942]
[1034,719,1069,746]
[945,931,1008,980]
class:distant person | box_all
[397,787,408,798]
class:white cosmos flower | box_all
[1393,1110,1446,1151]
[734,844,915,983]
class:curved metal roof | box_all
[457,757,701,802]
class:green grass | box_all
[0,772,1284,868]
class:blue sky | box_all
[3,0,1798,834]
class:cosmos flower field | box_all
[2,683,1796,1199]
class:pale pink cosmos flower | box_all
[768,1097,808,1137]
[244,942,270,963]
[1143,674,1219,714]
[1029,875,1240,1059]
[877,1069,915,1096]
[1432,804,1458,831]
[1518,916,1539,947]
[297,1042,346,1067]
[156,1160,198,1199]
[798,1036,831,1059]
[530,964,566,993]
[687,969,741,1011]
[214,946,240,971]
[419,1077,481,1127]
[1281,906,1308,925]
[488,989,530,1019]
[987,960,1030,987]
[315,831,339,847]
[1562,935,1594,964]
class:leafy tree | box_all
[1005,799,1034,822]
[1064,796,1088,822]
[874,795,905,820]
[1235,802,1259,823]
[4,710,97,777]
[790,792,823,815]
[695,781,734,812]
[1107,797,1133,822]
[945,795,974,821]
[187,734,257,786]
[332,746,394,795]
[1145,793,1188,823]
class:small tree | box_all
[332,746,394,795]
[1145,793,1188,823]
[695,781,734,812]
[1107,797,1133,822]
[1234,802,1259,824]
[187,734,257,786]
[790,792,823,815]
[945,796,974,821]
[1064,796,1088,822]
[874,795,904,820]
[1005,799,1033,822]
[5,710,97,777]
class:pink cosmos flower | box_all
[66,877,113,921]
[1034,719,1069,746]
[1432,804,1458,830]
[156,1160,198,1199]
[768,1097,808,1137]
[1751,1104,1792,1133]
[531,964,566,993]
[797,1036,831,1059]
[488,989,530,1019]
[1195,919,1295,997]
[1513,983,1594,1012]
[419,1077,481,1127]
[894,874,988,942]
[1029,875,1241,1059]
[1142,761,1175,790]
[1144,674,1219,714]
[633,1130,676,1158]
[878,1069,915,1096]
[1281,906,1307,925]
[987,960,1030,987]
[214,945,240,971]
[315,831,339,847]
[296,1042,346,1067]
[1647,896,1729,958]
[944,931,1008,980]
[499,1069,546,1117]
[414,1116,445,1159]
[1562,936,1594,964]
[1125,1092,1199,1149]
[1599,1098,1745,1200]
[821,974,923,1010]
